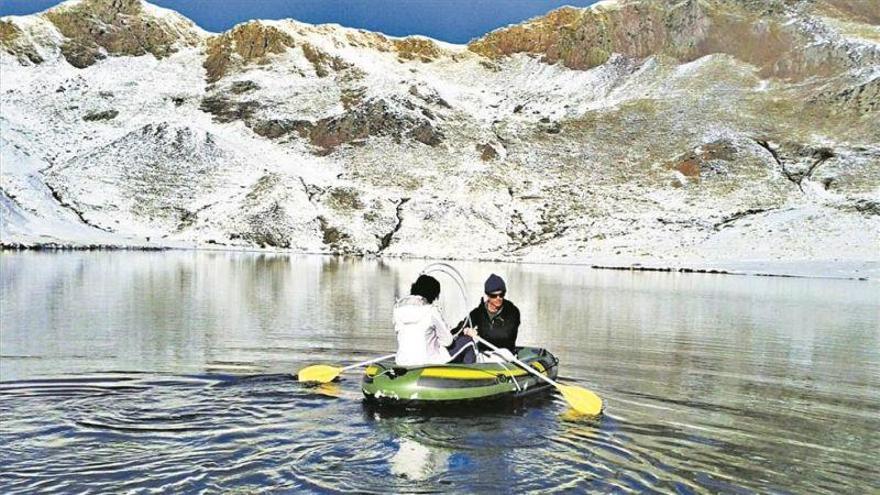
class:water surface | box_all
[1,251,878,493]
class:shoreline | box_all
[586,264,870,281]
[2,241,875,282]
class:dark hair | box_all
[410,274,441,303]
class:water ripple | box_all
[2,368,878,494]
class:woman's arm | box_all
[433,307,454,347]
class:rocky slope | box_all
[1,0,878,277]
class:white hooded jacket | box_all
[393,295,454,366]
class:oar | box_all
[474,336,603,416]
[297,353,396,383]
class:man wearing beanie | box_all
[448,273,521,362]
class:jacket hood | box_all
[394,295,431,325]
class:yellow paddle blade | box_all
[558,385,604,417]
[297,364,342,383]
[312,383,341,398]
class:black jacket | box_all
[454,299,520,354]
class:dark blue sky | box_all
[0,0,598,43]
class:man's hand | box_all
[462,327,478,338]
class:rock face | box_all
[42,0,202,68]
[1,0,878,272]
[812,0,880,24]
[392,37,444,62]
[204,22,294,82]
[308,99,444,153]
[0,19,44,64]
[468,0,878,80]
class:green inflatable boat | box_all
[361,347,559,406]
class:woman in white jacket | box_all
[393,275,455,366]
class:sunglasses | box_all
[486,292,505,299]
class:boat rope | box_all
[493,356,522,392]
[419,262,474,335]
[447,340,478,362]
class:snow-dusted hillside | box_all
[1,0,878,278]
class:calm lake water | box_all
[1,251,878,494]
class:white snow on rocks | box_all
[1,1,878,280]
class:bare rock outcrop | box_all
[476,143,499,161]
[812,76,880,115]
[810,0,880,24]
[467,0,869,80]
[204,21,295,82]
[301,42,351,77]
[0,20,44,64]
[308,99,444,153]
[667,138,785,187]
[42,0,202,68]
[392,37,443,62]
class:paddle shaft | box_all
[339,353,396,372]
[474,336,559,389]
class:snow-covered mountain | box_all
[1,0,878,276]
